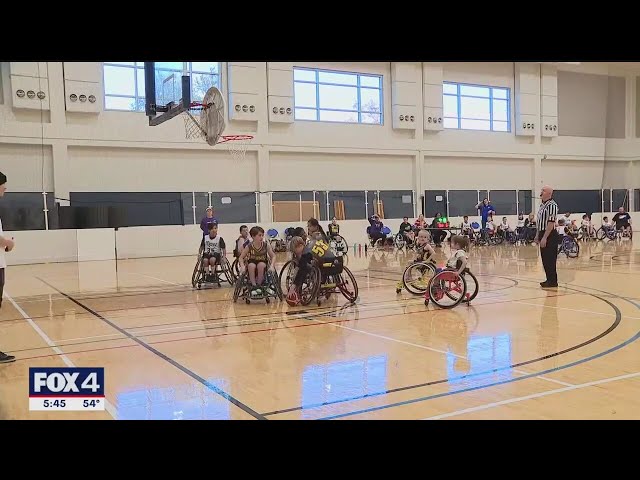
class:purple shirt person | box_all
[200,207,218,236]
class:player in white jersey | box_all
[203,223,226,282]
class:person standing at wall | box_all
[534,185,560,289]
[475,198,496,230]
[0,172,16,363]
[200,207,218,237]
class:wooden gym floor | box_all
[1,239,639,420]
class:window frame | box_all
[293,67,384,125]
[103,62,221,112]
[442,81,511,132]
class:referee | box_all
[534,185,559,289]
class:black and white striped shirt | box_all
[536,199,559,234]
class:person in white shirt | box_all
[460,216,472,237]
[602,216,613,231]
[581,214,594,237]
[203,223,226,282]
[485,215,495,233]
[443,235,470,275]
[0,172,16,363]
[556,218,567,237]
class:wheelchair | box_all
[191,241,236,290]
[328,234,349,256]
[424,268,477,309]
[367,226,394,248]
[576,226,596,241]
[232,264,284,304]
[394,231,415,250]
[557,235,579,258]
[396,258,437,294]
[280,257,358,306]
[267,228,288,253]
[596,226,616,241]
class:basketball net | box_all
[183,107,253,161]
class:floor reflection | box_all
[116,379,230,420]
[301,355,387,418]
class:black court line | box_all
[317,281,634,420]
[261,286,618,417]
[36,277,267,421]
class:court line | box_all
[316,284,632,420]
[303,313,573,387]
[423,370,640,420]
[124,272,183,286]
[3,289,118,420]
[9,291,581,358]
[262,290,609,417]
[36,277,267,421]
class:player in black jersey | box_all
[284,218,342,306]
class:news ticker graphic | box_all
[29,367,105,411]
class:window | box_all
[103,62,220,112]
[293,67,383,124]
[443,82,510,132]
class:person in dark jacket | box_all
[368,214,385,246]
[200,207,218,236]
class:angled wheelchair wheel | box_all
[403,261,436,295]
[566,239,579,258]
[231,258,240,276]
[461,270,478,303]
[219,257,236,285]
[279,260,296,294]
[191,254,204,288]
[269,269,284,301]
[428,270,467,309]
[336,266,358,303]
[300,266,321,306]
[394,234,406,250]
[233,272,247,303]
[596,228,607,241]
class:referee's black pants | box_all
[540,230,559,285]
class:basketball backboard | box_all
[144,62,191,126]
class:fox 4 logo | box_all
[29,367,104,396]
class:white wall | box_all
[1,61,639,241]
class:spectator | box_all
[414,214,427,230]
[0,172,16,364]
[612,206,632,234]
[368,214,385,246]
[200,207,218,236]
[475,198,496,230]
[430,212,447,247]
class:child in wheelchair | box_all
[202,223,226,282]
[238,226,276,298]
[327,217,347,255]
[286,235,344,306]
[234,225,250,258]
[399,216,415,245]
[437,235,469,275]
[395,229,436,293]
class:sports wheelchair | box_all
[267,228,288,253]
[557,234,579,258]
[367,226,394,248]
[394,230,415,250]
[396,257,437,294]
[596,226,633,241]
[232,264,284,304]
[280,257,358,307]
[191,240,236,290]
[423,267,479,309]
[328,233,349,256]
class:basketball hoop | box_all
[183,87,225,145]
[218,135,254,161]
[182,87,253,160]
